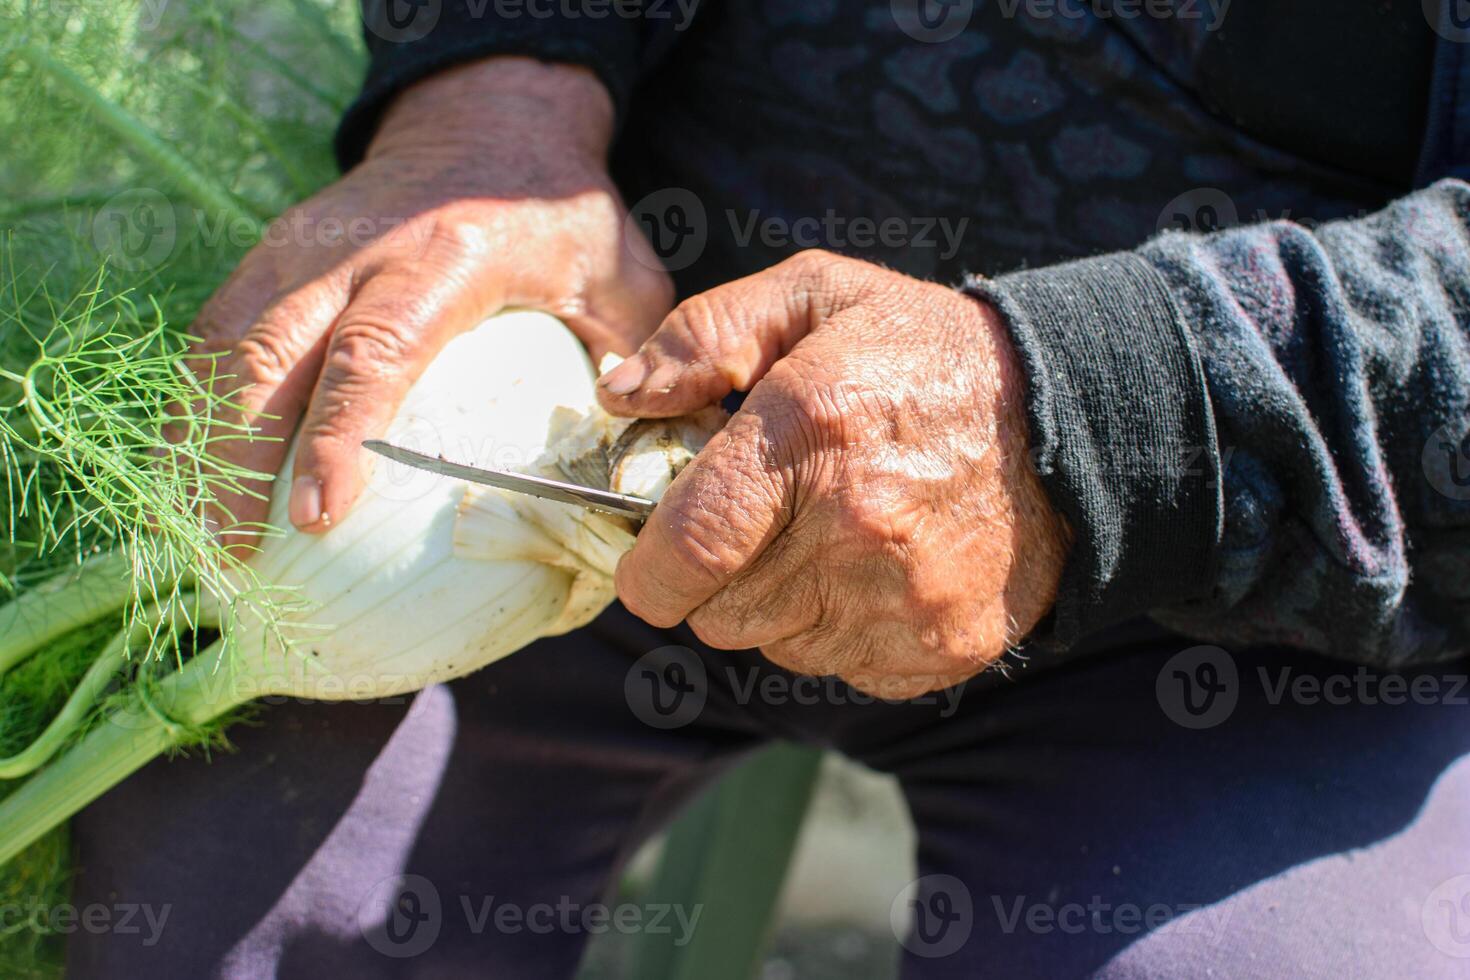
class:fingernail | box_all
[289,475,324,529]
[599,355,648,396]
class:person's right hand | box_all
[188,57,672,546]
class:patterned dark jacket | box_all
[338,1,1470,666]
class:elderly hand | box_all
[596,251,1071,696]
[187,57,671,545]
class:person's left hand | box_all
[596,251,1071,696]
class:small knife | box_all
[362,439,656,521]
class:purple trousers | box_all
[65,610,1470,978]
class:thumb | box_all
[595,250,870,417]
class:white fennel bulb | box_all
[237,310,611,697]
[0,311,722,865]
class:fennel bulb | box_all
[0,311,721,865]
[234,309,614,698]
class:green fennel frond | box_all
[0,240,274,654]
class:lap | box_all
[65,612,1470,978]
[876,639,1470,979]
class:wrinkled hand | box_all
[597,252,1070,695]
[188,58,671,543]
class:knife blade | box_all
[363,439,656,521]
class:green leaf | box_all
[626,744,825,980]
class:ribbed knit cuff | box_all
[335,2,642,169]
[965,252,1223,647]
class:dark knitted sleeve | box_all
[973,179,1470,666]
[336,0,699,168]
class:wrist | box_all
[968,292,1074,537]
[367,56,615,167]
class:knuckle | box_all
[231,330,296,388]
[770,374,848,447]
[698,570,795,648]
[658,502,742,589]
[686,607,748,650]
[927,627,978,664]
[660,293,727,361]
[786,250,838,303]
[324,317,416,386]
[783,249,871,308]
[783,248,835,278]
[419,213,489,258]
[787,245,864,290]
[833,491,898,544]
[191,290,268,361]
[568,190,623,242]
[615,503,738,627]
[918,619,994,668]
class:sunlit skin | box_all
[190,59,1070,690]
[598,252,1070,695]
[186,58,671,545]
